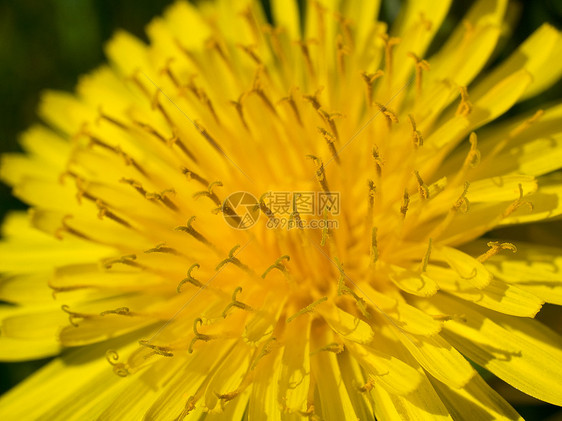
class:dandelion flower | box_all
[2,0,562,419]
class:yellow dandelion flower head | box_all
[1,0,562,419]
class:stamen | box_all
[97,107,129,130]
[295,40,316,79]
[408,114,423,148]
[144,243,178,255]
[230,94,250,130]
[452,181,470,213]
[335,259,370,318]
[307,155,330,193]
[133,120,168,143]
[420,238,433,273]
[456,86,472,117]
[372,146,383,176]
[310,342,344,355]
[160,58,181,89]
[205,37,230,66]
[145,189,179,212]
[96,200,133,228]
[55,215,91,241]
[304,87,324,111]
[298,405,316,418]
[127,70,151,100]
[175,217,213,248]
[188,82,220,125]
[215,390,240,402]
[215,245,251,272]
[177,263,203,292]
[358,379,374,392]
[222,286,253,318]
[414,171,430,199]
[463,133,481,169]
[151,90,175,128]
[407,52,430,96]
[289,207,303,230]
[193,181,223,207]
[239,6,260,43]
[139,339,174,357]
[509,109,544,138]
[320,207,330,246]
[121,178,178,210]
[84,131,147,176]
[261,255,290,278]
[106,349,129,377]
[250,336,276,370]
[252,71,278,116]
[502,184,534,218]
[432,313,467,323]
[477,241,517,263]
[335,13,354,47]
[177,396,197,420]
[175,133,200,163]
[336,35,350,74]
[286,296,327,323]
[238,44,262,65]
[371,227,379,264]
[100,307,131,316]
[380,34,401,82]
[278,89,303,126]
[361,70,384,107]
[317,109,341,140]
[188,318,213,353]
[400,189,410,217]
[318,127,339,163]
[61,304,91,327]
[374,102,399,127]
[367,180,376,210]
[103,254,141,270]
[259,193,275,220]
[194,121,223,154]
[180,166,208,186]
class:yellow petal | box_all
[398,331,475,389]
[500,172,562,225]
[271,0,301,40]
[38,90,93,136]
[311,329,357,421]
[104,30,150,77]
[144,340,236,420]
[0,339,135,420]
[346,341,422,396]
[428,0,507,87]
[432,294,562,406]
[467,240,562,305]
[432,246,492,289]
[387,264,439,297]
[362,284,442,336]
[472,24,562,102]
[204,340,251,411]
[0,336,61,361]
[429,374,523,421]
[248,350,282,421]
[278,315,311,412]
[319,304,375,343]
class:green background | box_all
[1,0,561,419]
